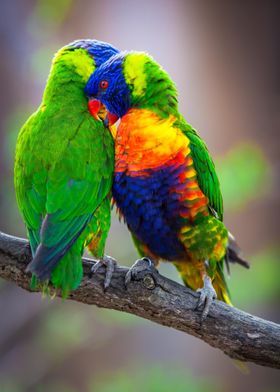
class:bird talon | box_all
[196,289,206,309]
[124,269,133,287]
[125,257,157,288]
[196,276,217,321]
[91,261,102,274]
[91,255,117,290]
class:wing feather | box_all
[179,120,223,220]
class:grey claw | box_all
[196,276,217,321]
[125,257,156,288]
[124,269,133,288]
[91,255,117,290]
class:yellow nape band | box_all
[124,53,147,97]
[109,123,117,138]
[53,47,95,82]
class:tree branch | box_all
[0,231,279,369]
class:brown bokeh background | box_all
[0,1,279,391]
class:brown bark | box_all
[0,231,279,369]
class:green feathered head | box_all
[42,40,119,103]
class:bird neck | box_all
[128,61,180,120]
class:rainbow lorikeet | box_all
[85,51,249,318]
[14,40,119,296]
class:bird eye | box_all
[100,80,109,89]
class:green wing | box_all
[179,120,223,221]
[14,112,46,255]
[15,111,114,282]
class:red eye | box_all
[100,80,109,89]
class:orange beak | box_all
[88,99,102,120]
[88,99,119,127]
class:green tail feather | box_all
[213,261,232,305]
[30,274,38,291]
[30,274,55,298]
[51,242,83,298]
[30,242,83,298]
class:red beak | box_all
[88,99,101,120]
[107,112,119,126]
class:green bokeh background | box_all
[0,1,279,391]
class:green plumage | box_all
[14,43,114,295]
[179,120,224,221]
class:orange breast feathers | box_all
[115,108,190,174]
[115,108,209,220]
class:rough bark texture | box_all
[0,231,279,369]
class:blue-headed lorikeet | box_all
[85,51,249,318]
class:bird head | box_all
[42,39,119,122]
[52,39,119,81]
[85,51,179,126]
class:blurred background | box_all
[0,0,279,391]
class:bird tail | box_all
[213,261,232,305]
[214,232,250,306]
[50,242,83,297]
[225,232,250,274]
[29,241,83,297]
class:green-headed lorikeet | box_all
[85,51,249,318]
[14,40,119,296]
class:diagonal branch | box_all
[0,231,279,369]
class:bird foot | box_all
[91,255,117,290]
[196,276,217,321]
[125,257,157,288]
